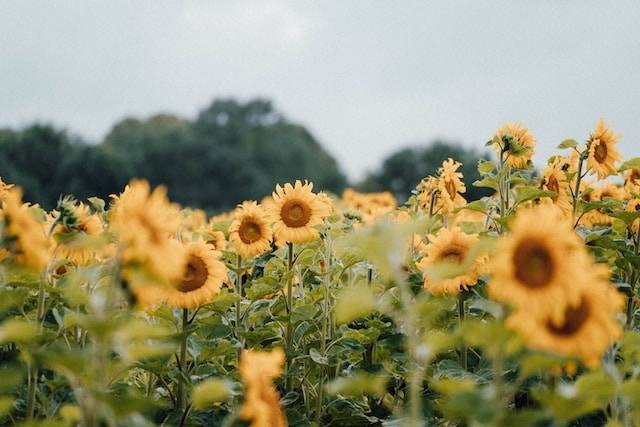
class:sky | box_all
[1,1,639,180]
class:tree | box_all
[359,141,491,203]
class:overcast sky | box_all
[1,1,639,180]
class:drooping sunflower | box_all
[239,348,287,427]
[437,158,467,214]
[229,201,273,259]
[487,205,589,324]
[267,180,330,245]
[416,176,441,213]
[201,229,227,252]
[540,160,572,214]
[507,270,623,368]
[110,180,185,283]
[1,188,50,270]
[587,119,622,179]
[160,241,227,309]
[418,227,485,295]
[494,122,535,168]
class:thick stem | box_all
[458,294,467,371]
[285,242,295,391]
[177,308,189,415]
[317,249,333,423]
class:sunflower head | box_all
[493,122,535,168]
[417,227,485,295]
[267,180,330,245]
[229,201,273,259]
[488,205,588,324]
[541,162,572,214]
[587,119,622,179]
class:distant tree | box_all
[359,141,491,203]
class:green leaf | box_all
[619,157,640,172]
[514,187,556,205]
[473,177,499,191]
[0,319,38,344]
[309,348,329,366]
[334,285,376,324]
[557,139,578,149]
[192,378,230,409]
[477,160,495,174]
[326,372,387,397]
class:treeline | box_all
[0,98,488,211]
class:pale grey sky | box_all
[1,1,639,180]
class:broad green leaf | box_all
[334,285,376,324]
[192,378,230,409]
[557,139,578,149]
[619,157,640,172]
[326,372,387,397]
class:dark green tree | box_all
[358,141,491,203]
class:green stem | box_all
[285,242,295,391]
[235,254,243,356]
[572,152,586,226]
[458,294,467,371]
[26,277,47,419]
[177,308,189,415]
[316,247,333,423]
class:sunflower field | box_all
[1,119,640,427]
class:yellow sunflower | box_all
[267,180,330,245]
[51,203,104,265]
[587,119,622,179]
[239,348,287,427]
[418,227,486,295]
[627,198,640,233]
[110,180,185,283]
[0,178,14,201]
[487,205,589,324]
[147,241,227,309]
[624,168,640,196]
[540,160,572,214]
[416,176,441,213]
[229,201,273,259]
[438,158,467,214]
[580,183,624,227]
[1,188,50,270]
[507,270,623,368]
[201,229,227,252]
[494,122,535,168]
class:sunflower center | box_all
[445,180,457,199]
[239,219,262,244]
[438,247,465,265]
[594,142,608,163]
[280,200,311,228]
[630,169,640,184]
[178,255,208,293]
[546,297,590,336]
[513,240,555,289]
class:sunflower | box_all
[147,241,228,309]
[229,201,273,259]
[267,180,330,245]
[110,180,185,283]
[487,205,589,324]
[417,227,485,295]
[627,198,640,233]
[201,229,227,251]
[1,188,50,270]
[438,158,467,214]
[507,270,623,368]
[0,178,14,201]
[624,168,640,196]
[494,122,535,168]
[580,183,624,227]
[239,348,287,427]
[587,119,622,179]
[416,176,441,213]
[342,188,396,225]
[540,160,572,214]
[51,203,104,265]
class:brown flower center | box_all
[594,141,608,163]
[513,240,555,289]
[178,254,208,293]
[280,200,311,228]
[239,219,262,244]
[630,169,640,184]
[546,297,590,336]
[438,246,465,265]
